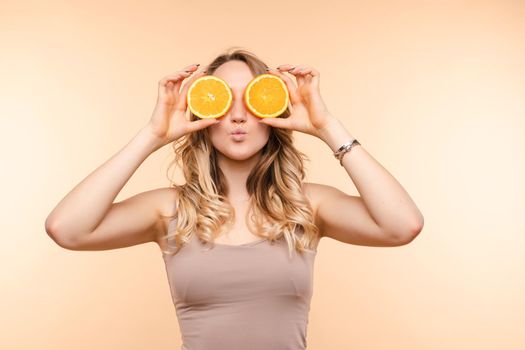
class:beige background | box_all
[2,0,524,349]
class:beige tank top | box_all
[162,219,317,350]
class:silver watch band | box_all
[333,139,361,165]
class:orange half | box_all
[244,74,289,118]
[187,76,232,119]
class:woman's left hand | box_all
[259,64,336,138]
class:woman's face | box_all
[207,60,271,162]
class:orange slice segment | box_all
[187,76,232,119]
[244,74,289,118]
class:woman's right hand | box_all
[145,64,218,147]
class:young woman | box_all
[45,48,424,349]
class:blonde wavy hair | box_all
[160,47,320,259]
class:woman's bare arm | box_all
[45,65,214,251]
[44,125,164,250]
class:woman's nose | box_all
[228,99,248,122]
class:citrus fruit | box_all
[244,74,289,118]
[187,76,232,119]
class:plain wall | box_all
[1,0,524,349]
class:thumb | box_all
[188,118,220,132]
[258,117,291,130]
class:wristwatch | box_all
[333,139,361,165]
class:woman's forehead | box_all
[213,61,254,89]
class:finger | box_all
[283,65,307,87]
[159,68,199,100]
[175,69,208,111]
[296,67,320,88]
[276,64,295,71]
[159,63,200,87]
[158,72,190,90]
[258,116,293,130]
[297,67,313,76]
[297,67,319,80]
[159,63,200,86]
[159,72,192,99]
[294,67,313,87]
[266,68,301,105]
[186,117,220,133]
[185,63,201,71]
[277,64,301,83]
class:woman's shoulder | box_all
[157,186,180,217]
[302,181,320,213]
